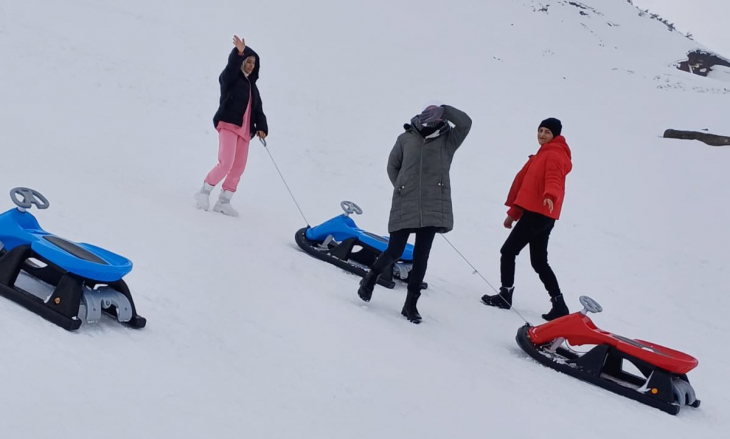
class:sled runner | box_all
[295,201,426,289]
[516,296,699,415]
[0,187,146,330]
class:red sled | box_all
[516,296,700,415]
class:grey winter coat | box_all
[387,105,472,233]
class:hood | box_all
[537,135,572,161]
[404,115,450,139]
[237,46,261,83]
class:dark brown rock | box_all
[663,129,730,146]
[677,50,730,77]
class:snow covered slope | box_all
[0,0,728,437]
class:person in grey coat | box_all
[357,103,472,323]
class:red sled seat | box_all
[528,313,698,375]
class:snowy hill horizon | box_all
[1,0,729,438]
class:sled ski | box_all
[0,187,146,330]
[295,201,427,289]
[516,296,699,415]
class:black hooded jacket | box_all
[212,47,268,135]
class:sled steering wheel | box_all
[579,296,603,314]
[340,201,363,217]
[10,187,50,212]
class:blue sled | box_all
[295,201,426,289]
[0,187,146,330]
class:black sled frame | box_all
[516,324,700,415]
[0,245,146,331]
[295,227,427,290]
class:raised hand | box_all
[233,35,246,54]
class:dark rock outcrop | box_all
[663,129,730,146]
[677,50,730,78]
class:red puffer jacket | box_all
[505,136,572,220]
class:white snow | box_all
[1,0,729,438]
[707,65,730,82]
[631,0,730,58]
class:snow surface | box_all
[1,0,729,438]
[632,0,730,58]
[707,65,730,82]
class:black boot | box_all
[481,287,514,310]
[542,294,569,321]
[357,270,378,302]
[401,290,422,324]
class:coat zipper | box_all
[419,138,425,226]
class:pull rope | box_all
[440,234,531,325]
[260,138,310,227]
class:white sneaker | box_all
[194,183,214,210]
[213,190,239,217]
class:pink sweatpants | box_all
[205,129,250,192]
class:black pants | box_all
[370,227,438,292]
[500,210,561,297]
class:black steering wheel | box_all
[10,187,50,211]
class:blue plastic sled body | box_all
[0,195,146,331]
[0,209,132,282]
[295,203,427,290]
[305,214,414,261]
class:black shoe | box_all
[542,294,570,321]
[357,270,378,302]
[401,290,422,324]
[481,287,514,310]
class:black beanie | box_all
[539,118,562,137]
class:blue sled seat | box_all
[305,214,415,261]
[0,209,132,282]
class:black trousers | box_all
[370,227,438,292]
[500,210,561,297]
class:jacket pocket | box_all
[438,180,452,216]
[392,183,406,223]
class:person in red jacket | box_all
[481,118,573,321]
